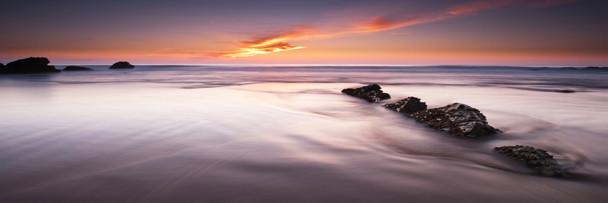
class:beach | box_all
[1,66,607,202]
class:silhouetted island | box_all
[0,57,60,74]
[531,66,608,71]
[109,61,135,69]
[583,66,608,71]
[63,66,93,71]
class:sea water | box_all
[0,66,607,202]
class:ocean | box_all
[1,65,607,202]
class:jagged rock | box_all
[109,61,134,69]
[63,66,93,71]
[0,57,60,74]
[412,103,500,138]
[384,97,427,114]
[495,145,565,177]
[341,84,391,103]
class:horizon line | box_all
[45,63,605,68]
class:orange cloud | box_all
[355,0,514,33]
[222,0,575,58]
[223,27,315,58]
[223,41,304,58]
[354,16,420,33]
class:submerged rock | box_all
[109,61,135,69]
[341,84,391,103]
[0,57,60,74]
[63,66,93,71]
[412,103,500,138]
[495,145,565,177]
[384,97,427,114]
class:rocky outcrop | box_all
[384,97,427,114]
[342,84,391,103]
[412,103,500,138]
[495,145,565,177]
[109,61,135,69]
[63,66,93,71]
[0,57,60,74]
[583,66,608,71]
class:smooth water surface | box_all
[1,66,607,202]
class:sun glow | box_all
[222,0,529,59]
[223,31,311,58]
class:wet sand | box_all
[1,66,607,202]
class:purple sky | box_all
[1,0,607,66]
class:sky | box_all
[0,0,607,66]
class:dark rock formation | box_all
[63,66,93,71]
[583,66,608,71]
[109,61,135,69]
[0,57,60,74]
[412,103,500,138]
[495,145,565,177]
[554,89,576,93]
[384,97,427,114]
[341,84,391,103]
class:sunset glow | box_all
[1,1,608,202]
[0,0,606,66]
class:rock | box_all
[341,84,391,103]
[384,97,427,114]
[411,103,500,138]
[109,61,134,69]
[63,66,93,71]
[0,57,60,74]
[554,89,576,93]
[583,66,608,71]
[495,145,565,177]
